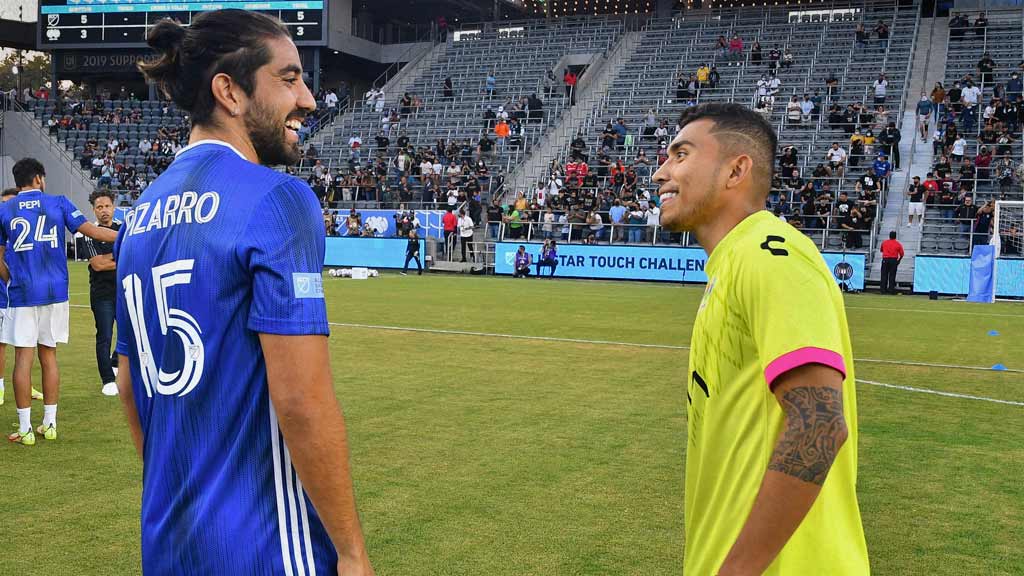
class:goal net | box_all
[993,200,1023,300]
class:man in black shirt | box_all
[401,229,423,275]
[84,190,122,396]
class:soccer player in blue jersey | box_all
[114,10,373,575]
[1,159,119,445]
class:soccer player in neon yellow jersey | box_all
[653,102,869,575]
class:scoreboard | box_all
[38,0,327,49]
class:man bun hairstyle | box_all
[138,10,291,125]
[677,102,778,196]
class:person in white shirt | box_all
[374,89,386,113]
[951,135,967,163]
[800,96,814,122]
[325,90,338,109]
[420,160,433,179]
[446,187,458,207]
[542,207,556,239]
[825,142,848,177]
[872,75,888,104]
[457,208,475,262]
[107,139,119,152]
[348,135,362,162]
[646,204,661,242]
[558,212,569,240]
[961,82,981,107]
[138,138,151,153]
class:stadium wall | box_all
[913,255,1024,297]
[493,242,866,290]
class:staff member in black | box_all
[401,229,423,275]
[83,190,121,396]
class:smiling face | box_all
[242,35,316,166]
[651,119,727,232]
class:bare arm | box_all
[116,354,144,459]
[260,333,374,576]
[89,253,116,272]
[78,222,118,243]
[717,363,848,576]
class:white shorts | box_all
[908,202,925,217]
[1,302,70,348]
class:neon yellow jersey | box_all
[684,211,869,575]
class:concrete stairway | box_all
[869,17,949,288]
[502,30,643,197]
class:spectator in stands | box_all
[1006,97,1021,133]
[527,94,544,120]
[879,122,901,170]
[824,142,847,177]
[613,118,628,149]
[874,20,889,49]
[485,72,497,98]
[543,70,559,99]
[916,92,933,143]
[749,40,762,66]
[1001,225,1021,255]
[443,77,454,99]
[951,134,967,164]
[766,46,780,76]
[977,52,996,87]
[841,207,865,249]
[974,12,988,35]
[874,153,892,190]
[696,64,710,89]
[906,176,927,227]
[854,23,868,48]
[564,68,578,104]
[727,34,744,65]
[477,133,495,161]
[849,130,866,168]
[1007,72,1023,102]
[872,74,888,104]
[996,130,1016,159]
[755,74,779,106]
[949,13,969,40]
[825,72,839,97]
[714,34,728,59]
[781,48,794,69]
[997,157,1017,196]
[786,97,802,126]
[799,94,814,122]
[974,201,995,247]
[954,195,979,236]
[494,118,510,147]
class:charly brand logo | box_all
[505,251,516,266]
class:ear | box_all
[724,154,755,190]
[210,73,247,119]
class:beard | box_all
[245,97,302,166]
[662,167,721,232]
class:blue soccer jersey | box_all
[0,190,86,307]
[114,140,335,575]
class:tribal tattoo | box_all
[768,386,848,486]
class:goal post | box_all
[992,200,1023,300]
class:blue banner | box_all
[914,255,1024,297]
[494,242,865,289]
[325,237,423,269]
[42,1,323,14]
[331,210,445,240]
[967,245,996,303]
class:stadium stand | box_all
[504,1,919,254]
[919,8,1024,256]
[297,17,625,210]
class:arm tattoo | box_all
[767,386,848,486]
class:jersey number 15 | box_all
[122,260,206,398]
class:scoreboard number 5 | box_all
[297,11,304,20]
[81,15,88,24]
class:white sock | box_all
[43,404,57,428]
[17,407,31,434]
[0,378,5,392]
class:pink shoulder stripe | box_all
[765,347,846,389]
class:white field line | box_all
[856,379,1024,407]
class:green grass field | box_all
[2,263,1022,575]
